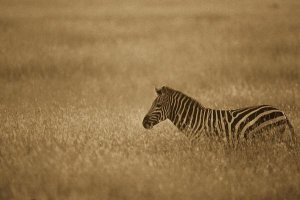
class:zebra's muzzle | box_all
[142,117,153,129]
[143,123,153,129]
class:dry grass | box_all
[0,0,299,199]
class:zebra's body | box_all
[142,86,295,145]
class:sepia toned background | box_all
[0,0,299,199]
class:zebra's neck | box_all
[167,91,206,132]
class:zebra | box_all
[142,86,295,146]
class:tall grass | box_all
[0,0,299,199]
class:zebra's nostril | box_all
[143,123,150,129]
[142,117,152,129]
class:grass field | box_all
[0,0,300,199]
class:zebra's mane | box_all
[164,86,205,108]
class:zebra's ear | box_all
[155,87,162,95]
[155,86,167,95]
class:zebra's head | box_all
[143,86,171,129]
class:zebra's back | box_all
[228,105,288,140]
[188,105,290,142]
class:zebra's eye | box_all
[157,103,163,107]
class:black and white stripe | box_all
[142,86,295,145]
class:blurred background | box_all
[1,0,299,109]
